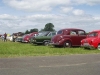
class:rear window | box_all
[57,30,63,34]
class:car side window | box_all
[78,31,85,35]
[70,31,77,35]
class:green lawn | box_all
[0,39,100,58]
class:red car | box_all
[51,28,86,48]
[22,32,38,43]
[81,30,100,50]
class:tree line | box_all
[25,23,55,34]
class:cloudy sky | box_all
[0,0,100,34]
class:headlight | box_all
[33,40,36,42]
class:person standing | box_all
[4,33,7,42]
[1,35,4,41]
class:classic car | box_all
[51,28,86,48]
[29,34,38,43]
[32,31,57,45]
[81,30,100,50]
[15,36,23,42]
[12,32,24,42]
[22,32,38,43]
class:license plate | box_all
[83,43,89,46]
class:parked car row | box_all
[10,28,100,50]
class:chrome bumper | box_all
[49,42,59,45]
[81,43,95,49]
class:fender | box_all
[59,38,72,45]
[43,40,50,43]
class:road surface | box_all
[0,54,100,75]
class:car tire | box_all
[44,41,49,46]
[63,41,72,48]
[97,44,100,50]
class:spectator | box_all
[1,35,4,41]
[4,33,7,42]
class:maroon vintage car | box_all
[81,30,100,50]
[51,28,86,48]
[22,32,38,43]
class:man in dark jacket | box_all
[4,33,7,42]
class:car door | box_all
[78,30,86,45]
[70,30,79,46]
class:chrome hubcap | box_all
[66,43,69,46]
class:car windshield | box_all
[57,30,63,34]
[88,32,98,37]
[38,32,49,36]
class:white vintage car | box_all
[7,35,13,41]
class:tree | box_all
[42,23,55,31]
[25,30,29,34]
[30,28,38,33]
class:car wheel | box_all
[44,41,49,46]
[97,44,100,50]
[63,41,72,48]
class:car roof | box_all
[92,30,100,32]
[59,28,85,31]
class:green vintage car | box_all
[32,31,57,46]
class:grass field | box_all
[0,39,100,58]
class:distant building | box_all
[12,32,24,36]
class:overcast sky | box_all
[0,0,100,34]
